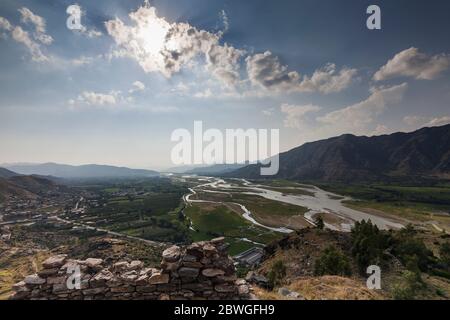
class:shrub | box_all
[351,220,390,273]
[314,245,352,276]
[267,260,286,289]
[391,270,423,300]
[392,224,434,272]
[439,242,450,268]
[314,216,324,230]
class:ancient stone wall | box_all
[10,237,251,300]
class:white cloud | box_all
[370,124,390,136]
[403,115,426,126]
[75,91,120,106]
[11,26,48,62]
[105,6,244,87]
[129,81,146,93]
[281,103,321,129]
[194,88,213,98]
[374,47,450,81]
[246,51,356,94]
[0,17,12,31]
[18,7,53,45]
[317,83,408,135]
[424,116,450,127]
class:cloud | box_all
[374,47,450,81]
[75,91,120,106]
[11,26,48,62]
[219,10,229,33]
[0,17,12,31]
[18,7,53,45]
[194,88,213,98]
[129,81,146,93]
[317,83,408,134]
[280,103,321,129]
[246,51,356,94]
[105,6,243,87]
[424,116,450,127]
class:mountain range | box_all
[3,163,159,179]
[227,124,450,182]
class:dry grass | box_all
[254,276,385,300]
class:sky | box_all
[0,0,449,170]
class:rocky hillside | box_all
[0,175,60,202]
[228,124,450,182]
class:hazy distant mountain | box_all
[227,124,450,182]
[0,167,19,179]
[4,163,159,179]
[165,165,205,174]
[185,163,247,175]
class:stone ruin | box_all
[10,237,252,300]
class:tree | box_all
[351,220,390,273]
[267,260,286,289]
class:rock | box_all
[135,274,148,285]
[148,272,170,285]
[24,274,46,285]
[158,293,170,300]
[84,258,103,269]
[186,243,204,259]
[43,255,67,269]
[202,268,225,277]
[110,286,135,293]
[178,267,200,278]
[278,287,304,300]
[82,287,106,295]
[215,284,236,293]
[120,271,138,282]
[47,276,67,285]
[245,272,268,287]
[113,261,129,272]
[162,246,181,263]
[182,254,198,263]
[12,281,29,293]
[203,244,218,257]
[140,267,158,276]
[38,268,59,278]
[128,260,144,270]
[90,269,113,287]
[238,285,250,295]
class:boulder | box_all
[24,274,46,285]
[148,272,170,285]
[202,268,225,277]
[162,246,181,263]
[178,267,200,278]
[43,255,67,269]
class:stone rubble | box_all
[10,237,252,300]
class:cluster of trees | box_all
[313,220,450,299]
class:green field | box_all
[185,203,282,255]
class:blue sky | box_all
[0,0,449,169]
